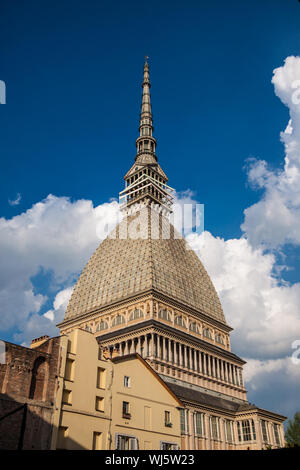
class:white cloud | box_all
[8,193,21,206]
[0,195,120,341]
[187,231,300,359]
[243,357,300,417]
[242,56,300,249]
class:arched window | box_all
[96,320,108,332]
[203,328,212,339]
[84,325,92,332]
[175,316,186,328]
[158,309,171,322]
[112,315,125,327]
[215,334,224,345]
[129,309,143,321]
[29,356,48,401]
[189,322,199,334]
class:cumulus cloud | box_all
[0,195,120,342]
[243,357,300,417]
[187,231,300,359]
[242,56,300,249]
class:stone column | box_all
[168,339,172,363]
[125,341,129,355]
[137,336,141,355]
[193,349,197,372]
[212,357,216,377]
[189,347,193,371]
[174,342,178,365]
[199,352,202,374]
[217,358,220,379]
[157,335,161,359]
[179,343,184,367]
[163,336,167,361]
[150,333,154,357]
[184,345,188,369]
[207,355,211,376]
[203,353,207,375]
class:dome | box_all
[64,208,226,325]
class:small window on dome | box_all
[129,309,143,321]
[203,328,212,339]
[158,309,171,322]
[97,321,108,332]
[175,316,186,328]
[112,315,125,327]
[189,322,199,333]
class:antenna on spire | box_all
[145,55,149,63]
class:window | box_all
[95,396,104,412]
[180,409,186,434]
[210,416,219,440]
[62,389,72,405]
[225,420,233,443]
[251,420,256,440]
[84,325,92,332]
[92,432,102,450]
[261,420,269,443]
[237,419,256,442]
[189,322,199,333]
[129,309,143,321]
[194,412,204,437]
[165,411,172,427]
[112,315,125,327]
[160,442,179,450]
[97,368,106,389]
[273,424,281,446]
[65,358,75,381]
[158,309,171,322]
[242,420,252,441]
[175,316,186,328]
[116,434,138,450]
[203,328,212,339]
[97,321,108,332]
[215,334,224,345]
[124,376,130,388]
[122,401,131,419]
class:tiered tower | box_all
[58,59,248,405]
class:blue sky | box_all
[1,0,300,421]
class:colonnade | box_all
[104,332,244,388]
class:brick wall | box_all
[0,337,61,450]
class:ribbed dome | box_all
[64,208,226,324]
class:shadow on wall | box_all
[0,392,86,450]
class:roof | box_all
[165,381,253,413]
[63,207,226,324]
[111,353,183,406]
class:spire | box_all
[135,57,157,164]
[119,58,174,213]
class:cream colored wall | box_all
[111,358,181,450]
[54,329,113,450]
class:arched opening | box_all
[29,356,48,401]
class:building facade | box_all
[0,336,61,450]
[57,58,286,450]
[0,59,286,450]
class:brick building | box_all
[0,335,61,450]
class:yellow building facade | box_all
[51,328,182,450]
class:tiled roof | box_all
[64,207,226,324]
[165,382,254,413]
